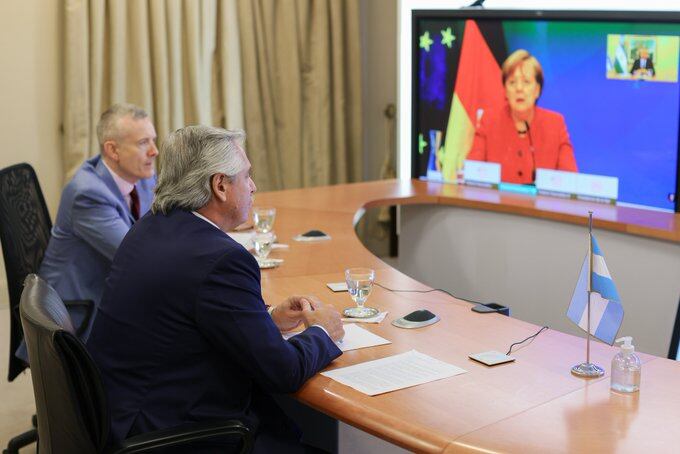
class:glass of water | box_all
[343,268,378,318]
[253,232,275,261]
[253,207,276,234]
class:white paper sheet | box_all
[321,350,466,396]
[283,323,391,352]
[326,282,348,292]
[335,323,391,351]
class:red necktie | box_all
[130,186,140,220]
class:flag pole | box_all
[571,211,605,378]
[586,211,593,364]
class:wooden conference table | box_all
[254,179,680,453]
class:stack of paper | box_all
[321,350,466,396]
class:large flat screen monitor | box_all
[412,10,680,212]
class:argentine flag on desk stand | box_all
[567,235,624,345]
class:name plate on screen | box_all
[575,173,619,202]
[535,169,578,195]
[535,169,618,203]
[463,160,501,187]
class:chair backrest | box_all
[20,274,109,454]
[0,163,53,381]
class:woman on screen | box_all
[467,49,578,184]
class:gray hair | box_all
[152,126,247,214]
[96,103,149,150]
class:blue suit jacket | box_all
[87,209,342,445]
[39,155,154,336]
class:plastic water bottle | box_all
[610,336,641,393]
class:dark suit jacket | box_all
[87,209,342,446]
[631,57,655,76]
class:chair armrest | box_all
[63,299,94,337]
[114,420,252,454]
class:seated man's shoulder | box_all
[201,235,261,282]
[158,212,257,265]
[49,171,110,222]
[67,157,111,196]
[216,236,259,268]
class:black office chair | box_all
[19,273,253,453]
[0,163,93,453]
[668,296,680,361]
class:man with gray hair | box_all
[18,104,158,361]
[87,125,344,452]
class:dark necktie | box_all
[130,186,140,220]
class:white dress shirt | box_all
[103,160,135,210]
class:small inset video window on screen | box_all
[606,34,679,82]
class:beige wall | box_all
[0,0,63,305]
[0,0,63,210]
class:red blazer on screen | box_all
[467,105,578,184]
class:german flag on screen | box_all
[441,20,506,182]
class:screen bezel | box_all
[411,9,680,212]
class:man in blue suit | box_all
[87,126,344,452]
[36,104,157,343]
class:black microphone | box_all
[525,121,536,183]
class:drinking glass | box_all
[253,232,274,261]
[343,268,378,318]
[253,207,276,234]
